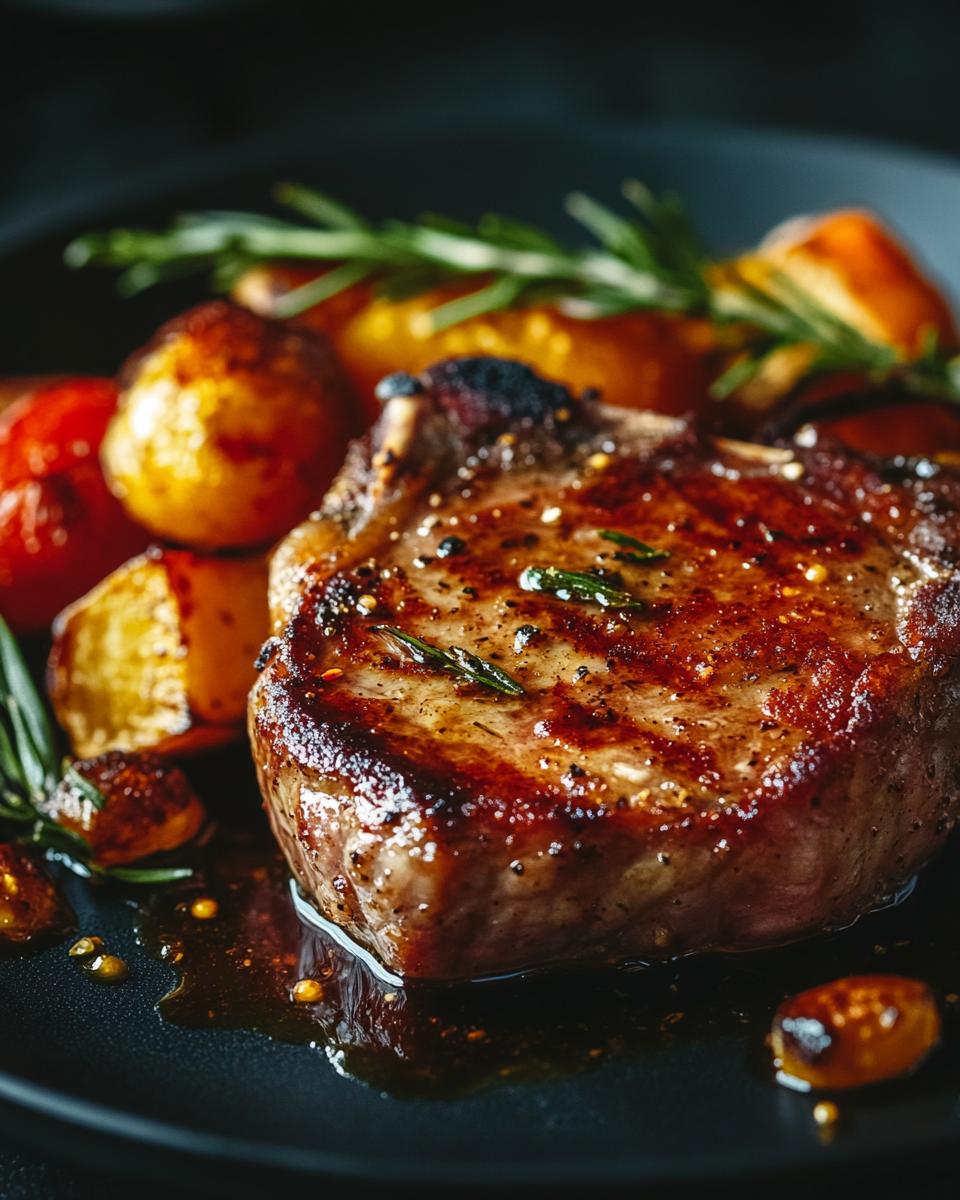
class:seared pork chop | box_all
[250,358,960,981]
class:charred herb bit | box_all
[0,616,191,884]
[518,566,646,611]
[597,529,670,563]
[372,626,525,697]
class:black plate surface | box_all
[2,118,960,1194]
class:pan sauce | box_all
[135,824,960,1099]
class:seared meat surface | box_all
[251,358,960,981]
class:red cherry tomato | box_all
[0,378,149,634]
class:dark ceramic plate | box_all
[2,119,960,1197]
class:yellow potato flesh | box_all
[48,549,268,758]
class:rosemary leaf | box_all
[373,626,525,697]
[62,764,108,812]
[518,565,646,611]
[0,618,58,785]
[271,262,373,319]
[274,182,370,231]
[597,530,670,562]
[92,865,195,884]
[0,614,191,887]
[64,180,960,405]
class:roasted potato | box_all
[0,377,149,634]
[0,844,72,946]
[102,301,361,550]
[48,547,269,758]
[39,752,205,866]
[730,210,958,414]
[234,270,714,421]
[758,209,956,353]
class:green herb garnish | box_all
[518,566,645,611]
[597,529,669,563]
[373,626,525,697]
[65,179,960,403]
[0,616,191,884]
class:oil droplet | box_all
[291,978,324,1004]
[68,935,103,958]
[190,897,219,921]
[813,1100,839,1127]
[84,954,129,984]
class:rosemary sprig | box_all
[372,626,525,697]
[64,179,960,402]
[518,566,645,611]
[597,529,669,563]
[0,616,191,884]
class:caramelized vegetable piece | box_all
[771,975,941,1091]
[759,210,957,353]
[733,211,958,413]
[102,301,360,550]
[235,271,713,422]
[39,751,205,866]
[0,377,149,634]
[0,844,72,946]
[48,548,268,758]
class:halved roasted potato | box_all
[48,548,268,758]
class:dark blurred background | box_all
[2,2,960,1194]
[3,0,960,233]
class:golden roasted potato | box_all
[0,844,72,946]
[234,269,714,422]
[39,751,205,866]
[102,301,361,550]
[758,209,956,352]
[730,210,958,413]
[48,547,268,758]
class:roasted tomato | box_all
[0,844,72,946]
[39,752,205,866]
[771,975,941,1091]
[0,378,149,634]
[234,269,714,423]
[102,301,361,551]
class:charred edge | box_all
[418,357,579,435]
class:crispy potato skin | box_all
[0,378,149,634]
[234,269,714,422]
[39,752,205,866]
[0,844,72,946]
[48,547,268,758]
[102,301,361,550]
